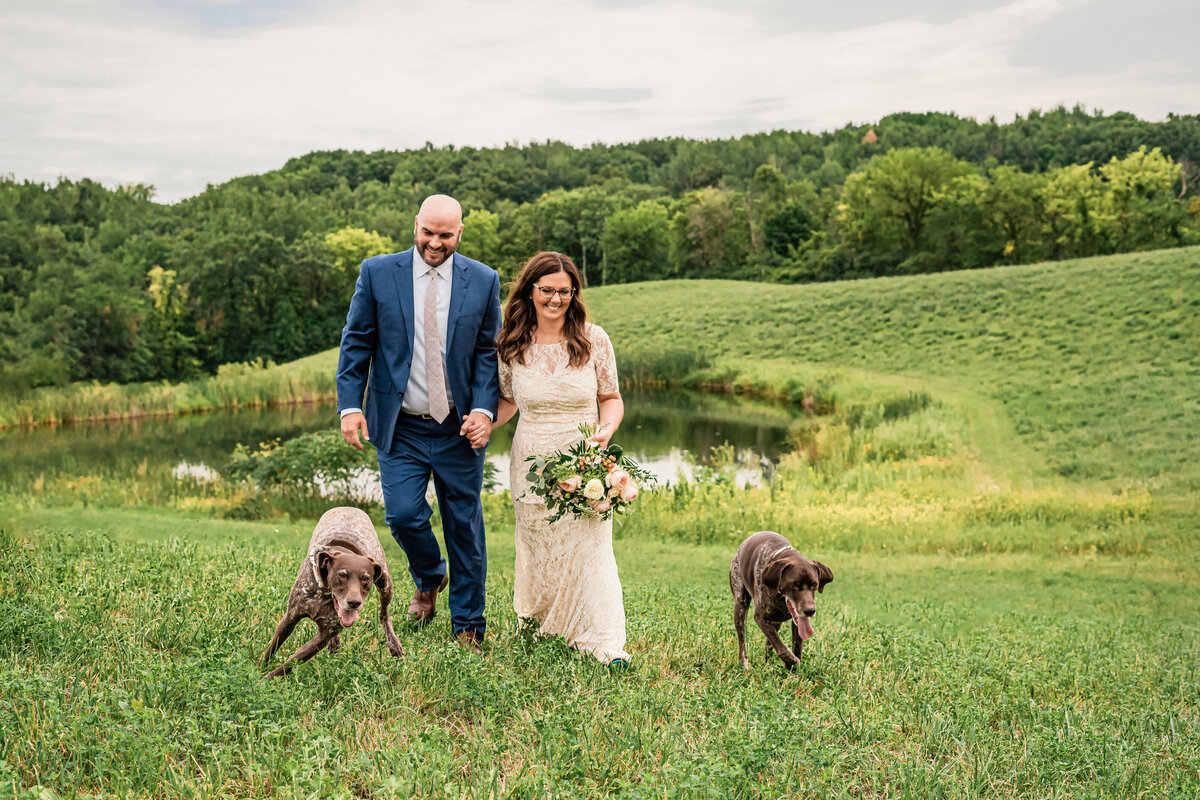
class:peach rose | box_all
[619,483,639,502]
[592,499,613,513]
[606,469,633,491]
[557,475,582,493]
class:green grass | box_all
[3,247,1199,797]
[6,246,1196,495]
[1,506,1197,799]
[592,247,1200,495]
[0,354,336,428]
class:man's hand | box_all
[341,412,370,451]
[460,411,491,449]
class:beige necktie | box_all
[425,268,449,423]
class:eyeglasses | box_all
[534,285,575,300]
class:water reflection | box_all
[0,402,334,487]
[1,387,799,491]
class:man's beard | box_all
[420,241,457,266]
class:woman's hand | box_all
[588,393,623,448]
[585,425,614,449]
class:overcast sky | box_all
[3,0,1196,204]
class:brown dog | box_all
[730,531,833,669]
[261,507,403,679]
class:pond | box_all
[0,388,801,494]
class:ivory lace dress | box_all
[500,323,629,664]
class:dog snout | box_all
[346,597,363,610]
[803,606,816,617]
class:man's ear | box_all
[813,560,834,592]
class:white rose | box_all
[583,479,605,500]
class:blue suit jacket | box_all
[336,248,502,454]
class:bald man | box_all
[336,195,501,653]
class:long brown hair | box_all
[497,252,591,367]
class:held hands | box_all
[460,411,492,449]
[341,412,370,451]
[342,411,490,450]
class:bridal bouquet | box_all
[524,424,656,524]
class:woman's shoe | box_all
[608,658,629,671]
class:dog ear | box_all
[371,560,385,587]
[762,558,787,592]
[315,549,335,585]
[813,560,834,592]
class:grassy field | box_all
[2,248,1199,797]
[1,506,1197,799]
[593,246,1200,495]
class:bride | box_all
[491,251,630,666]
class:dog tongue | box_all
[787,599,815,641]
[334,599,359,627]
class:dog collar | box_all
[766,545,795,560]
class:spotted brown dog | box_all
[262,507,404,679]
[730,531,834,669]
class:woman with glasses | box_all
[492,251,630,668]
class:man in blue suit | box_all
[336,194,501,653]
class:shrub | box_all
[225,430,374,493]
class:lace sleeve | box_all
[591,326,619,395]
[499,357,513,400]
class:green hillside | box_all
[5,109,1198,389]
[589,246,1200,494]
[6,246,1197,495]
[5,248,1199,798]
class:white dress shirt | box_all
[401,248,454,416]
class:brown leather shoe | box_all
[407,573,448,623]
[456,630,483,655]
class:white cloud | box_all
[1,0,1196,202]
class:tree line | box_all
[2,106,1198,390]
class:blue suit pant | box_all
[376,413,487,635]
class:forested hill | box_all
[3,106,1199,389]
